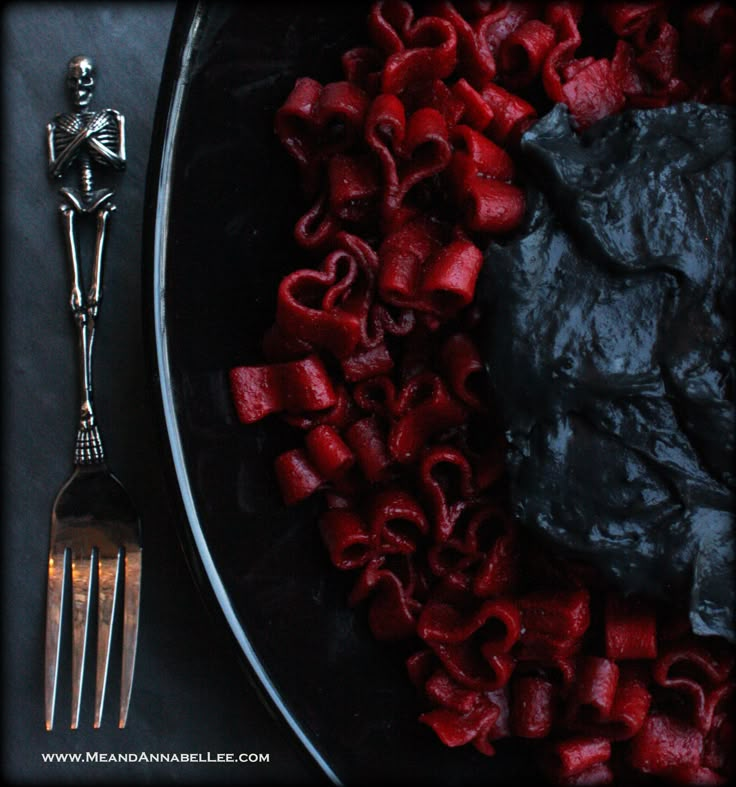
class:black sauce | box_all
[477,103,735,642]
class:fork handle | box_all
[74,308,103,465]
[59,202,109,465]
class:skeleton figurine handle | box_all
[47,56,126,465]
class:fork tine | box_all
[94,552,121,728]
[119,546,142,728]
[70,550,94,729]
[44,546,68,731]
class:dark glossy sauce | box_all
[478,103,735,641]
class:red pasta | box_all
[341,342,394,382]
[327,153,380,222]
[635,19,679,85]
[419,695,501,749]
[365,300,416,347]
[460,174,527,233]
[600,2,665,38]
[541,3,583,105]
[368,487,429,553]
[352,374,398,417]
[451,78,494,130]
[292,191,339,251]
[364,92,405,223]
[420,238,484,313]
[447,122,526,236]
[653,637,736,733]
[424,667,480,713]
[604,592,657,660]
[518,588,591,642]
[516,654,578,694]
[367,0,412,55]
[319,508,373,570]
[703,702,735,776]
[417,598,521,653]
[630,713,704,775]
[476,1,539,55]
[469,506,518,597]
[450,123,515,179]
[281,383,356,431]
[344,415,394,483]
[273,76,323,168]
[480,81,537,143]
[341,45,384,95]
[598,667,651,741]
[432,640,515,692]
[392,107,454,220]
[418,445,475,541]
[381,16,458,94]
[303,425,355,482]
[499,19,558,88]
[568,656,620,725]
[229,355,336,423]
[389,372,467,462]
[274,77,370,192]
[544,737,611,781]
[559,58,627,130]
[228,1,736,782]
[510,676,555,738]
[438,332,487,410]
[273,448,325,506]
[432,1,496,88]
[276,252,366,359]
[478,687,511,754]
[349,555,422,639]
[424,500,517,596]
[378,216,443,307]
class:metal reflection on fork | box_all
[45,55,142,730]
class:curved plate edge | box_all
[143,2,341,783]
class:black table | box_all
[1,4,321,783]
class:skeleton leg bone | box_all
[59,201,101,460]
[59,204,83,315]
[85,203,115,382]
[89,202,115,318]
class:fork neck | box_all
[74,308,105,466]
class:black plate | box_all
[143,2,534,783]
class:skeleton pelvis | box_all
[60,186,114,214]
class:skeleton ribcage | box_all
[53,110,121,167]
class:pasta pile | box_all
[230,2,735,783]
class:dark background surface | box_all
[1,3,320,783]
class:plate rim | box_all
[141,2,341,782]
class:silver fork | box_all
[45,55,142,730]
